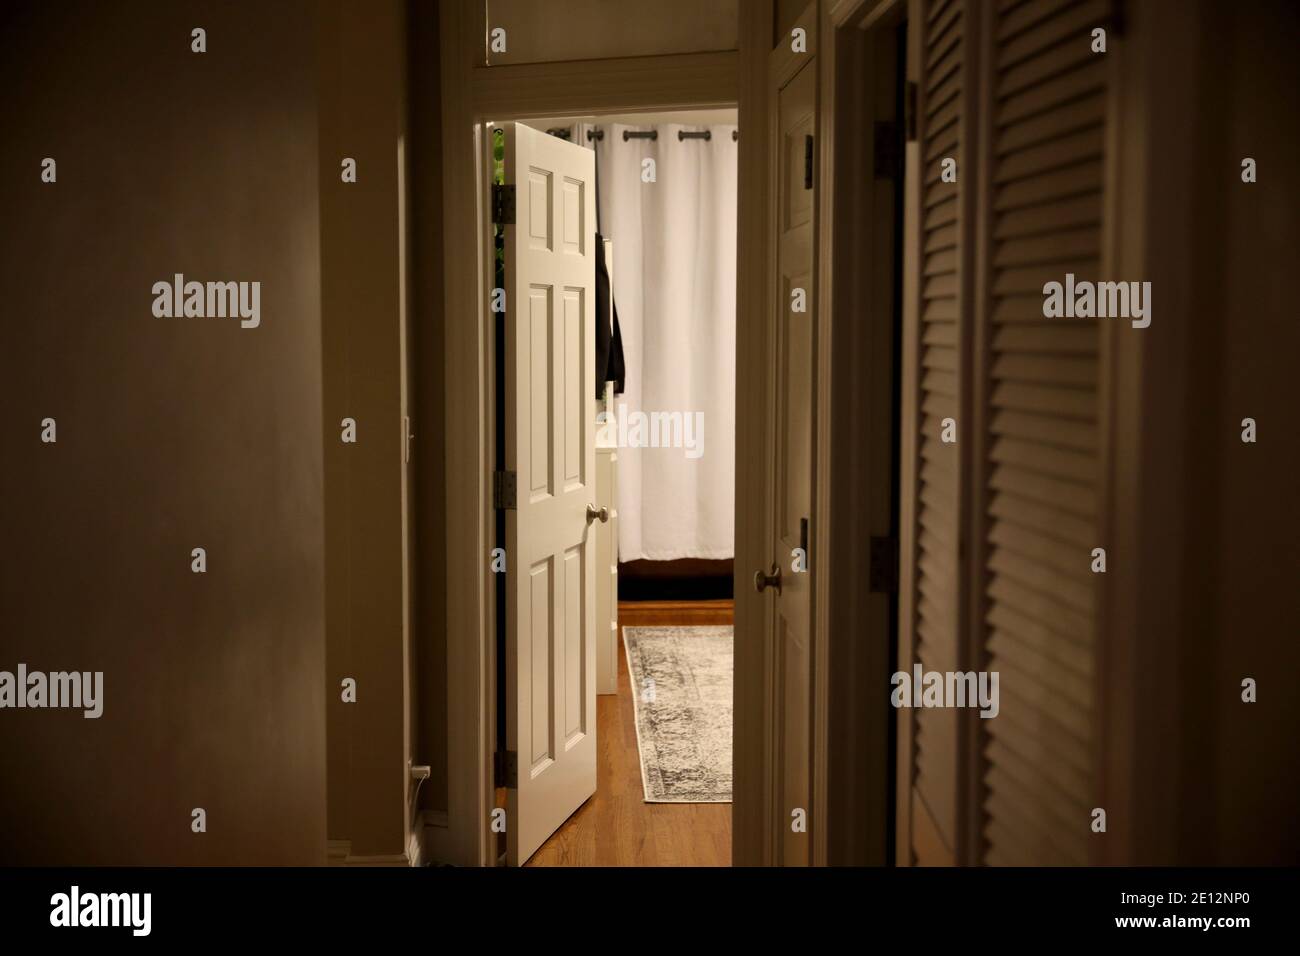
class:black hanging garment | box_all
[592,130,626,398]
[595,238,625,397]
[607,286,625,393]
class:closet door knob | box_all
[753,563,782,595]
[586,504,609,524]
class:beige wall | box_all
[319,0,417,858]
[0,0,438,866]
[0,0,325,864]
[485,0,737,64]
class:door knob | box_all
[753,563,782,595]
[586,504,609,524]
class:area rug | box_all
[623,625,733,803]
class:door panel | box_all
[978,0,1107,868]
[504,122,598,866]
[772,59,816,867]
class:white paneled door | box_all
[501,123,599,865]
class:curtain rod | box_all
[571,128,738,143]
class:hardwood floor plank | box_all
[525,601,734,866]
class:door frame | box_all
[436,0,761,866]
[815,0,910,865]
[433,0,892,866]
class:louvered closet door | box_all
[900,0,973,866]
[978,0,1109,867]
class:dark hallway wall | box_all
[1181,0,1300,865]
[0,1,326,863]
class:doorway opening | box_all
[489,109,740,866]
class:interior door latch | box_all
[754,562,782,595]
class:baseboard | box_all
[327,839,351,867]
[340,853,413,867]
[327,837,418,867]
[618,598,735,627]
[417,809,454,866]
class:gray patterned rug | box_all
[623,625,733,803]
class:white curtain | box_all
[586,122,737,561]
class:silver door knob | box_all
[586,504,609,524]
[753,563,782,594]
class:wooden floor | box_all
[523,599,733,867]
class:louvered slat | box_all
[994,230,1100,269]
[997,0,1075,42]
[989,408,1098,450]
[986,735,1091,830]
[985,790,1087,865]
[985,602,1092,675]
[995,128,1104,183]
[990,380,1095,419]
[988,631,1092,709]
[988,491,1095,548]
[992,687,1093,776]
[993,195,1101,240]
[987,574,1092,645]
[993,259,1097,294]
[997,0,1110,69]
[997,61,1106,126]
[988,548,1094,612]
[989,519,1091,577]
[998,95,1106,155]
[989,434,1095,479]
[986,725,1091,815]
[985,780,1087,864]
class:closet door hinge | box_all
[904,81,918,142]
[493,470,517,510]
[492,184,516,225]
[494,750,518,789]
[869,536,899,593]
[803,134,814,190]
